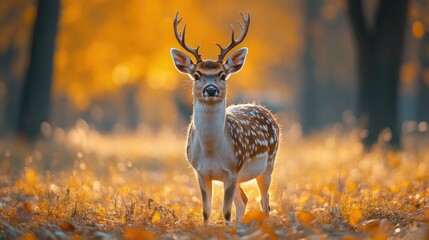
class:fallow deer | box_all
[170,11,280,225]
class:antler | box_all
[216,11,250,63]
[173,11,202,63]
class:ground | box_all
[0,122,428,239]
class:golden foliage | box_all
[151,211,161,223]
[348,205,363,227]
[59,220,76,232]
[243,209,268,224]
[19,232,36,240]
[412,21,425,39]
[124,227,157,240]
[296,211,316,224]
[0,127,429,238]
[50,0,302,110]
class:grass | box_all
[0,121,428,239]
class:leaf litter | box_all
[0,126,428,239]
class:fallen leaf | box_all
[124,227,157,240]
[59,220,76,232]
[71,233,84,240]
[349,206,363,226]
[260,223,279,240]
[296,211,316,224]
[151,211,161,223]
[296,210,321,235]
[243,210,268,224]
[19,232,36,240]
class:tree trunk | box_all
[124,84,139,131]
[18,0,60,140]
[416,33,429,123]
[0,47,20,136]
[347,0,408,149]
[301,0,322,135]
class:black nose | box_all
[203,85,219,97]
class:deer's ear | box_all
[224,47,248,75]
[171,48,195,74]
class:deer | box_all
[170,11,280,225]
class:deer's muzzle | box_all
[203,85,219,97]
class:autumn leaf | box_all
[151,211,161,223]
[59,220,76,232]
[19,232,36,240]
[71,234,84,240]
[296,211,316,224]
[349,206,363,226]
[124,227,157,240]
[243,210,269,224]
[260,223,279,240]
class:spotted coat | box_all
[225,103,280,170]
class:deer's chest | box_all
[187,135,236,181]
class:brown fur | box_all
[225,104,280,170]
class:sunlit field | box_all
[1,119,428,239]
[1,1,429,239]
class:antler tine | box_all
[216,11,251,63]
[230,24,235,42]
[173,11,202,63]
[237,20,244,29]
[175,11,182,24]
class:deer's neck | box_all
[193,99,226,155]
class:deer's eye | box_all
[193,73,200,81]
[220,73,226,81]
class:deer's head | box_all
[170,12,250,103]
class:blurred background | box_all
[2,2,429,236]
[0,0,428,150]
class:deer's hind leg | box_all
[256,170,272,214]
[234,185,248,222]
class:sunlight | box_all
[112,64,130,85]
[1,0,429,239]
[147,67,178,91]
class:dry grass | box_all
[0,122,428,239]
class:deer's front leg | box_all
[222,174,238,225]
[197,174,212,224]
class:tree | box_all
[347,0,409,149]
[416,24,429,123]
[18,0,60,140]
[301,0,322,135]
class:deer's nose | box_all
[203,85,219,97]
